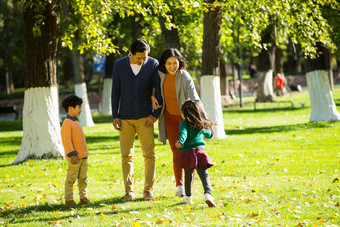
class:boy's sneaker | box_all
[175,191,185,198]
[122,192,135,201]
[204,194,216,207]
[183,196,193,205]
[65,200,76,206]
[80,198,91,205]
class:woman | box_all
[152,48,202,198]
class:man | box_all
[111,39,162,201]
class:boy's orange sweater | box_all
[61,116,89,160]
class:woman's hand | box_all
[175,140,182,148]
[151,94,162,110]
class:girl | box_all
[174,100,216,207]
[152,48,201,198]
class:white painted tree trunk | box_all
[306,70,340,122]
[101,78,112,114]
[200,75,226,139]
[75,83,95,127]
[256,70,275,102]
[13,87,64,164]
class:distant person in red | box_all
[275,73,286,96]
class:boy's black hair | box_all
[62,95,83,113]
[130,39,150,55]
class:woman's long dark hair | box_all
[158,48,187,74]
[181,100,213,132]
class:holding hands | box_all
[175,140,182,148]
[151,94,162,110]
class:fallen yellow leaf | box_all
[5,174,10,178]
[207,210,216,216]
[20,201,27,206]
[252,189,259,194]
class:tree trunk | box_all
[6,70,14,95]
[158,14,180,49]
[306,42,340,122]
[337,49,340,83]
[275,48,284,76]
[256,32,276,102]
[131,14,143,41]
[219,59,229,96]
[325,47,334,91]
[101,53,117,114]
[70,44,95,127]
[201,0,225,139]
[63,57,71,89]
[232,63,238,94]
[61,0,94,127]
[14,0,64,164]
[286,42,302,73]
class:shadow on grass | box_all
[0,120,23,132]
[224,107,305,114]
[0,136,22,146]
[226,121,333,135]
[4,196,183,225]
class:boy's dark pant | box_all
[184,165,211,196]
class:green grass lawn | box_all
[0,89,340,226]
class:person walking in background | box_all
[61,95,91,206]
[111,39,162,201]
[275,73,287,96]
[175,100,216,207]
[151,48,201,198]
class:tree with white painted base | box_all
[306,43,340,122]
[13,0,64,164]
[256,31,276,102]
[62,0,94,127]
[201,0,226,139]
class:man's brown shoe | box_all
[122,192,135,201]
[65,200,76,206]
[143,191,154,201]
[80,198,91,205]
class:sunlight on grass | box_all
[0,88,339,226]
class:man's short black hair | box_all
[130,39,150,55]
[62,95,83,113]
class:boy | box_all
[61,94,91,205]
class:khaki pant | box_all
[120,118,155,194]
[65,158,88,201]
